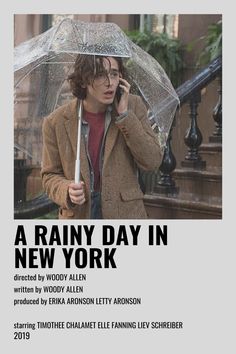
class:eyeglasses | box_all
[94,69,120,84]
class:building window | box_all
[140,14,179,38]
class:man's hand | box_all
[116,77,130,115]
[68,181,86,205]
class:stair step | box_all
[144,192,222,219]
[173,168,222,199]
[199,142,222,168]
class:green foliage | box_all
[125,30,185,87]
[197,20,222,66]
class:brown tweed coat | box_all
[41,95,162,219]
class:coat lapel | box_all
[103,109,119,168]
[63,99,78,157]
[63,99,90,183]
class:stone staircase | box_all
[144,141,222,219]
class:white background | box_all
[1,1,235,353]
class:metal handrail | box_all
[177,56,222,105]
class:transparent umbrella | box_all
[14,18,179,214]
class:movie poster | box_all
[1,1,234,353]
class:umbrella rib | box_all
[51,64,73,112]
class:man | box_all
[41,54,162,219]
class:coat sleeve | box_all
[41,116,72,209]
[115,95,162,171]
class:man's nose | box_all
[105,76,111,86]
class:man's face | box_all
[86,57,120,106]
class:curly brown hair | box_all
[68,54,126,99]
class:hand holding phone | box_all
[116,85,124,102]
[115,78,131,115]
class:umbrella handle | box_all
[74,100,82,184]
[74,159,80,184]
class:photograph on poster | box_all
[8,11,231,353]
[14,14,222,221]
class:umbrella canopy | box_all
[14,17,179,168]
